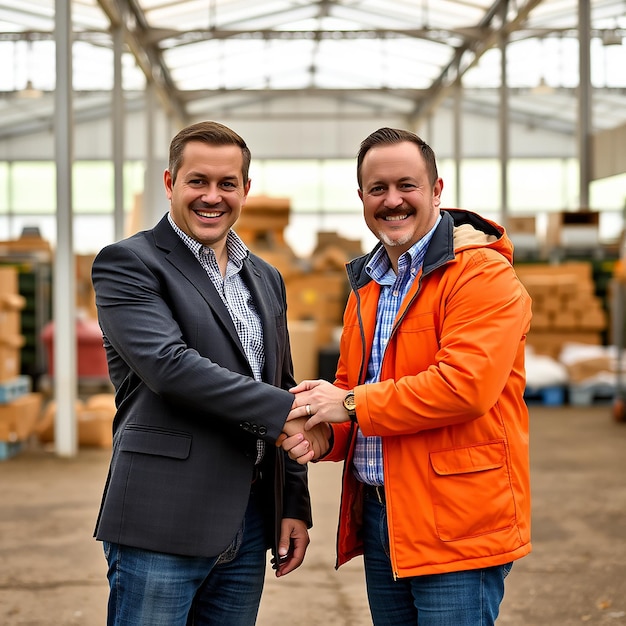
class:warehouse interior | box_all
[0,0,624,453]
[0,0,626,623]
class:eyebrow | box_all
[185,171,207,180]
[185,171,239,181]
[367,176,417,186]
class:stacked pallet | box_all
[515,262,606,360]
[559,342,619,406]
[0,266,43,460]
[236,196,360,361]
[285,271,350,349]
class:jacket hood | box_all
[445,208,510,259]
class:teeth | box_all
[197,211,221,218]
[385,214,407,221]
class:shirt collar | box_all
[366,214,441,283]
[167,213,249,267]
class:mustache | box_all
[191,199,222,210]
[375,206,414,219]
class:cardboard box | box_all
[526,331,602,360]
[507,216,536,235]
[515,262,593,283]
[236,195,291,246]
[75,254,97,319]
[553,310,578,330]
[546,211,600,249]
[0,392,43,441]
[36,394,115,448]
[0,266,25,339]
[529,310,551,330]
[0,266,19,295]
[0,335,25,382]
[517,261,607,340]
[286,273,348,347]
[77,409,113,448]
[315,231,364,255]
[579,309,607,331]
[566,356,616,384]
[288,320,318,380]
[0,301,25,338]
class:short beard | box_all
[377,230,414,248]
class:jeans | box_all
[103,490,267,626]
[362,489,512,626]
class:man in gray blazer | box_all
[92,121,328,625]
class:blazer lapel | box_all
[153,216,244,355]
[241,257,279,384]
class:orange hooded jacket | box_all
[323,209,532,578]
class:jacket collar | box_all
[347,209,508,289]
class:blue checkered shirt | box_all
[353,216,441,486]
[168,215,266,461]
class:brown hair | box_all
[168,121,251,185]
[356,127,438,189]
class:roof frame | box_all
[96,0,188,123]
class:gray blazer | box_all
[92,214,311,558]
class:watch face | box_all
[344,393,356,410]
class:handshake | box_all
[279,379,353,465]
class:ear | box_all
[433,177,443,207]
[357,188,364,202]
[163,169,173,200]
[241,179,251,206]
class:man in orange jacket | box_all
[283,127,532,625]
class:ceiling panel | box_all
[0,0,624,139]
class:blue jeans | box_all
[362,489,512,626]
[103,490,267,626]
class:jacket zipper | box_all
[346,222,456,579]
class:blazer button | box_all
[242,421,251,431]
[251,424,258,434]
[259,426,267,436]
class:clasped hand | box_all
[279,379,351,465]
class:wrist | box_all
[342,390,357,422]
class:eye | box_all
[188,179,205,187]
[368,185,385,195]
[221,181,236,189]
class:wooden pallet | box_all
[524,385,566,406]
[568,383,615,406]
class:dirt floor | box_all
[0,404,625,626]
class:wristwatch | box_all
[343,390,357,421]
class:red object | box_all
[41,318,109,379]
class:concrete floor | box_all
[0,404,625,626]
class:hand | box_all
[272,518,310,577]
[289,379,352,429]
[281,416,330,463]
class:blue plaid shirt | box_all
[353,216,441,486]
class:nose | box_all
[383,186,403,209]
[201,184,222,204]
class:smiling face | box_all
[358,140,443,268]
[164,140,250,254]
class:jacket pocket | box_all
[119,424,192,459]
[430,441,515,541]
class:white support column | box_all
[112,23,125,242]
[578,0,592,209]
[53,0,77,457]
[499,1,510,224]
[453,68,462,209]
